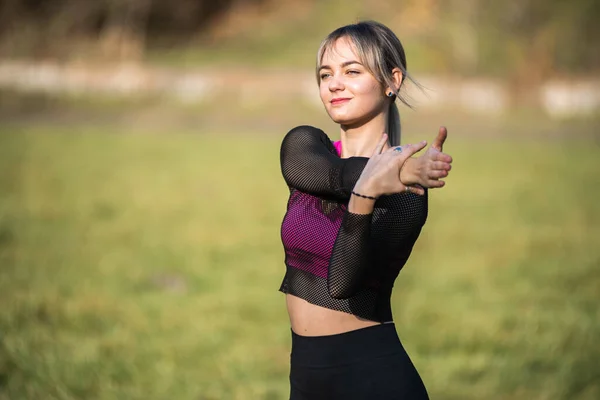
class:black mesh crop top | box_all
[278,125,428,323]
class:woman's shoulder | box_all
[281,125,337,155]
[284,125,329,139]
[282,125,333,147]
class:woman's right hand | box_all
[353,133,428,198]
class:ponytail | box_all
[387,101,401,146]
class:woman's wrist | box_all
[349,190,377,215]
[353,178,379,199]
[351,190,378,200]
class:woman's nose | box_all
[328,74,344,92]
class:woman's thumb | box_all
[406,140,427,156]
[372,133,388,156]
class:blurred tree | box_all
[0,0,597,77]
[0,0,266,59]
[447,0,479,75]
[99,0,152,60]
[479,0,600,77]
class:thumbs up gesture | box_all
[400,126,453,189]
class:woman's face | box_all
[318,37,387,127]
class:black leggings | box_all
[289,323,429,400]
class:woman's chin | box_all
[327,113,357,126]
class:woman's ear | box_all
[386,67,404,95]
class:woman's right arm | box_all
[280,125,368,200]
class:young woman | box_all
[278,21,453,399]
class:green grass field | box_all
[0,112,599,399]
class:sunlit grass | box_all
[0,120,598,399]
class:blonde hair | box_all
[316,21,416,146]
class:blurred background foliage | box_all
[0,1,599,400]
[1,0,599,78]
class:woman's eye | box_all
[347,70,360,75]
[320,73,331,79]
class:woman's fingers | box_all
[430,161,452,171]
[432,126,448,151]
[433,152,453,163]
[372,133,388,156]
[427,179,446,188]
[407,185,425,196]
[407,141,428,156]
[391,141,427,158]
[379,140,449,194]
[427,169,448,179]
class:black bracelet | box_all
[351,190,378,200]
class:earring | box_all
[387,91,395,97]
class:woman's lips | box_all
[331,98,351,105]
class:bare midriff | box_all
[286,294,382,337]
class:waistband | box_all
[290,323,405,367]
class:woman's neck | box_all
[339,112,390,158]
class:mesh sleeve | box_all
[327,211,372,299]
[280,125,368,200]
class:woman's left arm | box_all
[326,129,453,300]
[327,137,428,299]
